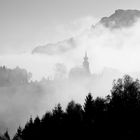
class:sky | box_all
[1,0,140,54]
[1,0,140,80]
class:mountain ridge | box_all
[32,9,140,54]
[98,9,140,29]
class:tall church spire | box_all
[83,52,90,74]
[84,51,88,61]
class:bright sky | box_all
[1,0,140,54]
[1,0,140,80]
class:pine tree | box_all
[83,93,95,122]
[4,130,10,140]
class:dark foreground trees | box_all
[12,75,140,140]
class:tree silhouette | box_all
[3,131,10,140]
[12,75,140,140]
[52,103,64,120]
[83,93,95,122]
[13,127,22,140]
[65,100,83,139]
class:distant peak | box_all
[98,9,140,29]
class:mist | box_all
[1,15,140,137]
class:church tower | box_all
[83,52,90,74]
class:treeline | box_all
[0,66,32,86]
[10,75,140,140]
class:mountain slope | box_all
[32,9,140,54]
[32,38,76,55]
[99,9,140,29]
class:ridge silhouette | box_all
[8,75,140,140]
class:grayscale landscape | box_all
[1,1,140,140]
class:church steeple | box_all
[83,52,90,74]
[84,51,88,61]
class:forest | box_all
[2,75,140,140]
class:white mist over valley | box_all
[1,9,140,136]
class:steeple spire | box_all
[84,51,88,61]
[83,51,90,74]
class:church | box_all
[69,52,91,79]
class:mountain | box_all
[98,9,140,29]
[32,38,76,55]
[32,9,140,54]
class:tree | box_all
[34,116,40,126]
[13,127,22,140]
[66,100,83,120]
[83,93,95,121]
[52,103,64,118]
[4,131,10,140]
[65,101,83,139]
[22,116,34,140]
[111,75,140,110]
[94,97,106,113]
